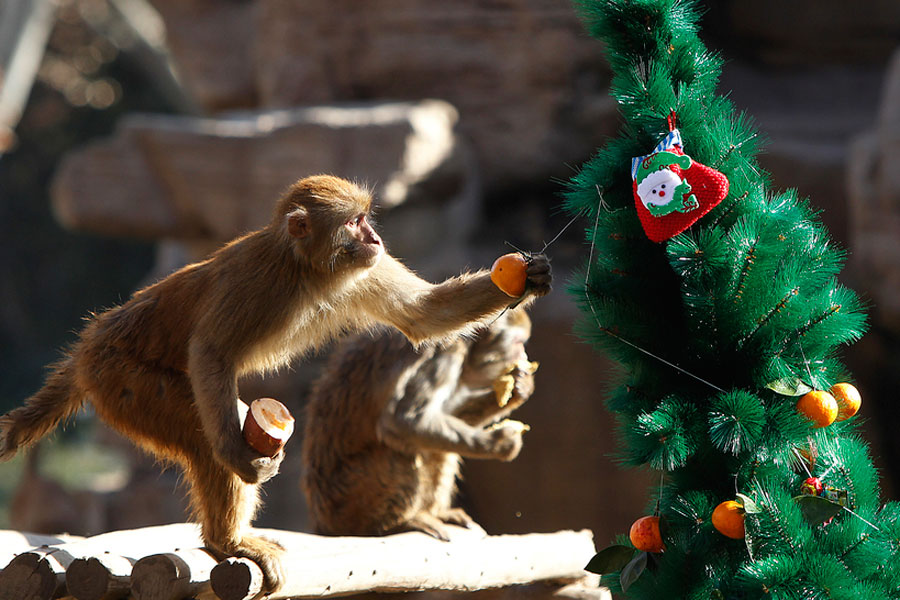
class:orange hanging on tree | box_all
[712,500,746,539]
[830,383,861,421]
[796,390,839,428]
[629,515,664,553]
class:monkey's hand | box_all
[249,450,284,484]
[508,362,536,409]
[485,421,525,461]
[219,437,285,484]
[525,253,552,298]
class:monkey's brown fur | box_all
[0,175,551,592]
[303,308,536,541]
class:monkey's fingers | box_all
[524,254,552,297]
[249,450,285,484]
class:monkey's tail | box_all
[0,358,82,462]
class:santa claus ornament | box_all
[631,126,729,242]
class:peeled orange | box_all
[629,515,664,553]
[491,253,529,297]
[712,500,745,539]
[796,390,839,428]
[830,383,861,422]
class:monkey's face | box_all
[334,212,384,270]
[279,176,385,273]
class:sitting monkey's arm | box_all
[377,354,523,461]
[450,371,535,427]
[378,398,523,462]
[364,254,551,345]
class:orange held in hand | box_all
[796,390,839,428]
[830,383,861,421]
[629,515,664,553]
[712,500,745,539]
[242,397,295,457]
[491,253,529,297]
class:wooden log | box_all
[210,528,597,600]
[0,546,75,600]
[130,548,218,600]
[66,554,134,600]
[209,558,263,600]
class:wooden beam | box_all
[210,528,597,600]
[0,526,600,600]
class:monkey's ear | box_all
[286,207,310,239]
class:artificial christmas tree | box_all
[566,0,900,597]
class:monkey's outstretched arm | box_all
[364,255,551,345]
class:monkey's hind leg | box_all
[187,453,285,593]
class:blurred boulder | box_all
[146,0,617,193]
[148,0,258,110]
[51,99,478,263]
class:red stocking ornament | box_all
[631,129,729,242]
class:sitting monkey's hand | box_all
[486,422,525,461]
[508,368,536,410]
[525,253,552,297]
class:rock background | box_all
[2,0,899,549]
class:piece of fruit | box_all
[629,515,664,553]
[493,374,516,406]
[491,253,529,297]
[492,359,540,407]
[796,390,839,428]
[829,383,861,421]
[486,418,531,434]
[242,397,295,457]
[712,500,745,539]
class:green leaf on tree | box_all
[736,493,760,514]
[794,495,844,525]
[620,551,648,592]
[765,377,813,397]
[584,544,637,575]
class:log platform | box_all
[0,524,608,600]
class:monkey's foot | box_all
[213,534,285,593]
[407,511,487,541]
[440,507,475,529]
[440,508,488,538]
[406,513,455,542]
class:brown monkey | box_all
[302,307,537,541]
[0,175,551,592]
